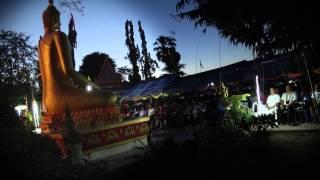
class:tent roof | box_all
[120,76,177,98]
[121,55,301,98]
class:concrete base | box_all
[83,136,148,161]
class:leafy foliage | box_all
[59,0,85,15]
[153,36,185,76]
[176,0,320,60]
[0,101,62,178]
[225,93,277,135]
[0,103,109,178]
[138,21,159,80]
[125,20,141,83]
[117,66,133,82]
[0,30,38,89]
[226,93,252,126]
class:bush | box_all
[225,94,277,136]
[0,102,64,178]
[0,103,111,179]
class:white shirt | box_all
[281,92,297,105]
[266,94,280,108]
[148,108,155,116]
[311,90,320,103]
[140,110,147,117]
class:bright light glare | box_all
[32,128,42,134]
[255,75,263,116]
[14,105,27,116]
[86,85,92,92]
[32,100,40,128]
[256,75,260,105]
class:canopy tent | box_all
[255,55,294,82]
[120,55,318,99]
[120,61,257,99]
[120,76,177,100]
[164,60,257,94]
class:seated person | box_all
[310,83,320,122]
[265,87,280,115]
[139,106,148,117]
[295,87,312,122]
[280,84,297,124]
[311,84,320,103]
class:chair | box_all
[294,102,309,123]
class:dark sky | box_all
[0,0,253,77]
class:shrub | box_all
[225,93,277,136]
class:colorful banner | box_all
[80,117,149,152]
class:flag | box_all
[200,60,203,69]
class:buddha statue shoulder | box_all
[38,0,116,114]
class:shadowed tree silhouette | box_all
[79,52,116,82]
[0,30,38,88]
[176,0,320,63]
[125,20,141,83]
[59,0,85,15]
[154,36,185,76]
[117,66,133,82]
[138,21,159,80]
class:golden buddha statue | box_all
[38,0,116,114]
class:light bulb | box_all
[86,85,92,92]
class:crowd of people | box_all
[120,91,215,129]
[119,80,320,130]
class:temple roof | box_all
[95,60,122,88]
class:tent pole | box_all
[303,51,319,117]
[219,35,222,88]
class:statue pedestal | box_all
[40,113,150,161]
[39,115,54,134]
[80,117,149,160]
[84,135,148,161]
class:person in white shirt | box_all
[280,84,297,124]
[148,105,156,117]
[281,85,297,108]
[266,87,280,115]
[310,84,320,122]
[139,106,147,117]
[311,84,320,104]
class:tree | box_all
[59,0,85,15]
[117,66,133,82]
[153,36,185,76]
[138,21,159,80]
[125,20,141,83]
[79,52,116,82]
[0,30,38,89]
[176,0,320,61]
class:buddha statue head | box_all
[42,0,61,34]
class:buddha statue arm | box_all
[53,32,101,90]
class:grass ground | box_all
[4,125,320,179]
[106,130,320,179]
